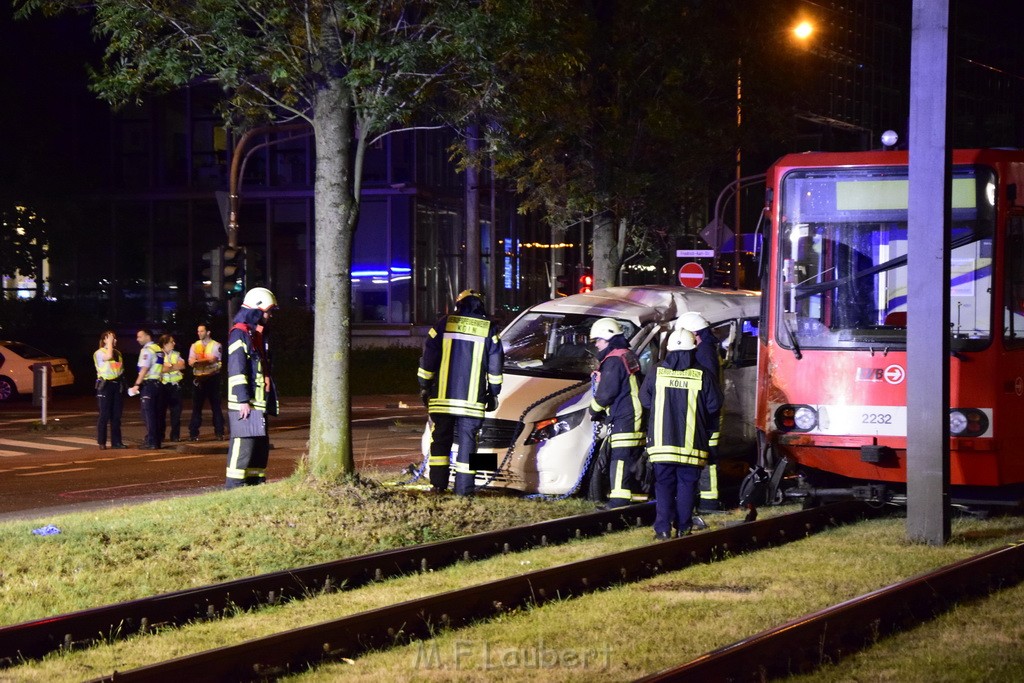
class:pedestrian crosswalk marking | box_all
[16,467,93,476]
[44,436,98,446]
[0,450,23,457]
[0,438,76,452]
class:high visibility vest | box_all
[141,342,163,381]
[190,339,221,376]
[94,349,123,380]
[161,350,183,385]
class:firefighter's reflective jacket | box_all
[639,349,722,467]
[227,321,278,419]
[417,313,503,418]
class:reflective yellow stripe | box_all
[226,439,243,479]
[700,464,719,499]
[438,338,452,399]
[468,340,483,404]
[417,368,435,381]
[454,461,475,475]
[590,398,606,412]
[428,456,449,467]
[648,449,707,467]
[610,461,631,500]
[228,339,247,354]
[610,432,645,448]
[488,374,502,385]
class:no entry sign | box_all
[678,262,705,288]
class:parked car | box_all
[0,341,76,401]
[421,286,762,497]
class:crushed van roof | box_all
[524,286,760,325]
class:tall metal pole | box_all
[733,59,742,290]
[906,0,951,545]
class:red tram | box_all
[747,149,1024,507]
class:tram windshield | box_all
[777,165,995,352]
[501,313,643,378]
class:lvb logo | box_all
[855,365,905,385]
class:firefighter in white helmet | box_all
[678,310,724,514]
[640,328,722,539]
[225,286,278,489]
[589,317,647,508]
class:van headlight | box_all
[524,409,587,444]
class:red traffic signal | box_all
[578,272,593,294]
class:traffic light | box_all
[201,247,224,300]
[243,249,262,290]
[222,246,245,298]
[578,270,593,294]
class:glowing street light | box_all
[793,20,814,41]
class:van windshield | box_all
[501,313,638,378]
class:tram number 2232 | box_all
[862,412,894,425]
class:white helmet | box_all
[667,329,697,351]
[678,311,709,332]
[589,317,623,341]
[242,287,277,311]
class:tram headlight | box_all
[774,404,818,432]
[949,408,989,436]
[524,409,587,444]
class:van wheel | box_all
[0,377,15,402]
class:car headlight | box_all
[949,408,988,436]
[774,404,818,432]
[524,409,587,444]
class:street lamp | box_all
[793,20,814,41]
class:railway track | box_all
[638,538,1024,681]
[80,502,875,682]
[0,503,659,665]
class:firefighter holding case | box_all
[225,287,279,489]
[418,290,504,496]
[639,328,723,539]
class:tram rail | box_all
[83,502,875,682]
[638,538,1024,681]
[0,503,658,665]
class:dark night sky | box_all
[0,4,108,199]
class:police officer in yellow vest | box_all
[94,330,127,450]
[132,329,164,449]
[639,329,723,539]
[417,289,504,496]
[589,318,647,508]
[157,334,186,443]
[225,287,278,489]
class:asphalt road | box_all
[0,393,428,521]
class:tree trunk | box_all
[307,75,356,477]
[592,211,617,289]
[465,123,481,292]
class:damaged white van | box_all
[422,286,761,497]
